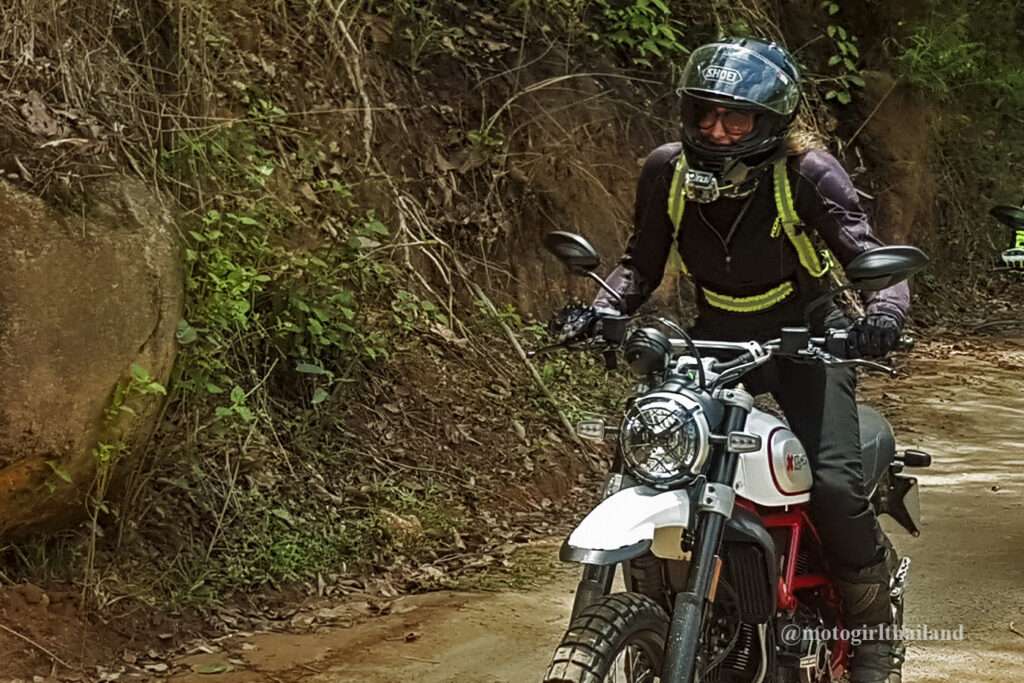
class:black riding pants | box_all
[745,357,884,571]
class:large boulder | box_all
[0,177,182,538]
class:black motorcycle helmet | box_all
[678,37,801,194]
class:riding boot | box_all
[834,543,906,683]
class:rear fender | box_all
[872,472,922,537]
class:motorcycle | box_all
[539,232,931,683]
[989,202,1024,269]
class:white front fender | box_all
[562,486,691,562]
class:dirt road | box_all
[166,339,1024,682]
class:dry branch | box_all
[471,283,585,450]
[0,622,72,670]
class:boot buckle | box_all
[889,556,911,602]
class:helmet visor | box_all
[680,43,800,116]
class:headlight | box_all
[619,391,710,486]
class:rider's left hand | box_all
[853,313,901,358]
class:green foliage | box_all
[821,2,864,105]
[179,205,394,400]
[365,0,695,72]
[164,97,403,416]
[877,0,1024,277]
[127,87,471,600]
[105,363,167,421]
[0,536,82,585]
[501,312,630,423]
[539,350,630,424]
[74,362,171,604]
[467,126,506,156]
[45,460,73,485]
[121,66,517,603]
[169,480,462,603]
[40,359,168,494]
[392,289,449,333]
[890,14,983,101]
[590,0,689,67]
[883,1,1024,111]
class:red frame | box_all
[737,499,851,677]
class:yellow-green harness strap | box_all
[667,156,830,279]
[667,154,689,274]
[771,159,830,277]
[701,281,795,313]
[665,154,833,312]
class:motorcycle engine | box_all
[700,581,763,683]
[776,608,833,683]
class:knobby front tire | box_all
[543,592,669,683]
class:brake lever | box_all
[527,334,609,359]
[823,356,897,377]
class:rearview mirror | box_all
[990,204,1024,230]
[542,231,624,307]
[543,231,601,275]
[845,246,929,292]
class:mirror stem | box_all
[587,272,624,307]
[803,284,852,323]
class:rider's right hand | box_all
[851,313,902,359]
[548,304,616,343]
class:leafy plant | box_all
[821,1,864,105]
[83,363,167,605]
[164,96,402,416]
[591,0,689,67]
[889,14,983,101]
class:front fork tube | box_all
[569,466,630,620]
[661,398,750,683]
[570,564,615,620]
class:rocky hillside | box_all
[1,0,1022,608]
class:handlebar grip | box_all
[711,353,754,373]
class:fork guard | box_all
[560,486,692,565]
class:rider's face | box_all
[696,105,756,146]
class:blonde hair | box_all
[785,126,827,156]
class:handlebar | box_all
[669,325,903,381]
[533,309,910,383]
[710,352,757,373]
[803,332,913,352]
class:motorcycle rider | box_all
[580,38,909,682]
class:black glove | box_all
[852,313,901,358]
[548,304,600,343]
[548,305,618,344]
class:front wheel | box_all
[543,592,669,683]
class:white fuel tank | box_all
[733,408,812,506]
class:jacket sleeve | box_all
[594,144,679,313]
[791,150,911,325]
